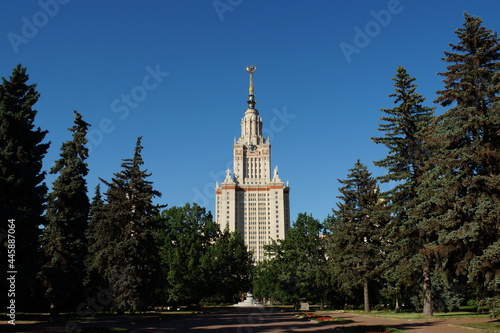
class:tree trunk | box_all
[422,257,433,317]
[49,303,59,322]
[363,278,370,312]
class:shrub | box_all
[467,299,477,308]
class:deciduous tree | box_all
[158,203,218,305]
[201,226,253,304]
[255,213,329,306]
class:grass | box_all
[457,322,500,332]
[344,310,490,320]
[316,307,497,333]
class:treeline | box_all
[253,13,499,317]
[0,66,253,316]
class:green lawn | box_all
[345,310,490,320]
[457,322,500,332]
[336,310,498,333]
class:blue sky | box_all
[1,1,499,223]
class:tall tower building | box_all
[215,66,290,261]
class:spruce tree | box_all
[371,66,435,315]
[84,184,109,299]
[329,160,385,312]
[99,137,164,313]
[416,13,500,315]
[0,64,50,311]
[39,110,90,316]
[371,66,435,203]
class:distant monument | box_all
[234,292,260,307]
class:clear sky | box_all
[1,1,499,223]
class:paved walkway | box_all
[3,308,498,333]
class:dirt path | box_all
[3,309,497,333]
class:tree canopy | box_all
[158,203,253,305]
[254,213,329,306]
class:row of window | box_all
[242,230,281,236]
[247,236,274,241]
[242,222,277,226]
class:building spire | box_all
[246,65,256,109]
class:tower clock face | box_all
[249,144,257,152]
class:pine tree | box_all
[371,66,435,315]
[0,64,50,311]
[329,160,385,312]
[98,137,164,313]
[416,13,500,315]
[39,110,90,316]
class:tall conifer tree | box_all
[84,184,109,299]
[371,66,435,206]
[98,137,164,313]
[371,67,435,315]
[329,161,385,312]
[415,13,500,315]
[0,65,50,311]
[39,110,90,316]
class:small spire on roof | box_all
[246,65,256,109]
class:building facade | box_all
[215,66,290,261]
